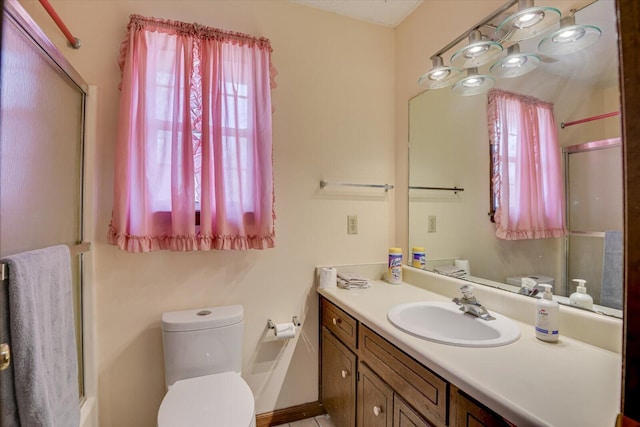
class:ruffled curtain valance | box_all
[117,15,277,90]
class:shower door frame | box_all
[1,0,90,399]
[562,137,623,302]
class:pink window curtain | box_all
[108,15,276,252]
[488,89,567,240]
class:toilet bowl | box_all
[157,305,256,427]
[158,372,255,427]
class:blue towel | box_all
[0,245,80,427]
[601,231,623,310]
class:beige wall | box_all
[18,1,395,425]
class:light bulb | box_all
[538,15,601,55]
[496,6,560,42]
[506,56,527,66]
[452,68,494,96]
[553,27,586,43]
[466,45,488,56]
[489,44,540,78]
[515,10,545,29]
[430,69,450,80]
[451,30,503,68]
[463,77,483,87]
[418,56,463,89]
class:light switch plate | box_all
[347,215,358,234]
[428,215,436,233]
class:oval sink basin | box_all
[387,301,521,347]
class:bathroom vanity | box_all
[321,297,509,427]
[318,269,621,427]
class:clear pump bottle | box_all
[569,279,594,310]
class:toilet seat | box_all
[158,371,256,427]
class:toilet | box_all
[158,305,256,427]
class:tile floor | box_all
[273,414,336,427]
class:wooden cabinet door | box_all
[450,386,512,427]
[359,325,448,426]
[394,395,434,427]
[322,327,357,427]
[357,362,394,427]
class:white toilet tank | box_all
[162,305,244,387]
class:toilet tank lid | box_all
[162,305,244,332]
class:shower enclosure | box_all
[0,0,89,396]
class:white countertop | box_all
[318,279,621,427]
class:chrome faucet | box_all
[452,285,495,321]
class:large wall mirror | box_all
[408,0,622,317]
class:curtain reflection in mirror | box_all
[488,89,567,240]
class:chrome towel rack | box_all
[0,242,91,281]
[320,180,394,192]
[409,185,464,194]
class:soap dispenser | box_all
[535,284,559,342]
[569,279,594,310]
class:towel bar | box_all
[320,180,394,192]
[0,242,91,281]
[409,185,465,194]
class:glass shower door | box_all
[0,1,88,396]
[565,139,623,308]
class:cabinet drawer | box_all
[322,327,357,427]
[359,325,448,427]
[322,298,358,350]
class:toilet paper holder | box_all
[267,316,301,329]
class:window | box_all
[488,89,566,240]
[489,123,519,220]
[108,16,276,252]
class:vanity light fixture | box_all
[496,0,561,42]
[451,30,504,69]
[452,68,495,96]
[418,0,601,94]
[418,56,463,89]
[538,13,601,55]
[490,43,540,78]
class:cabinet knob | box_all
[341,369,348,379]
[373,405,382,416]
[332,317,340,325]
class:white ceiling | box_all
[289,0,424,28]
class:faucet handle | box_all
[459,284,474,299]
